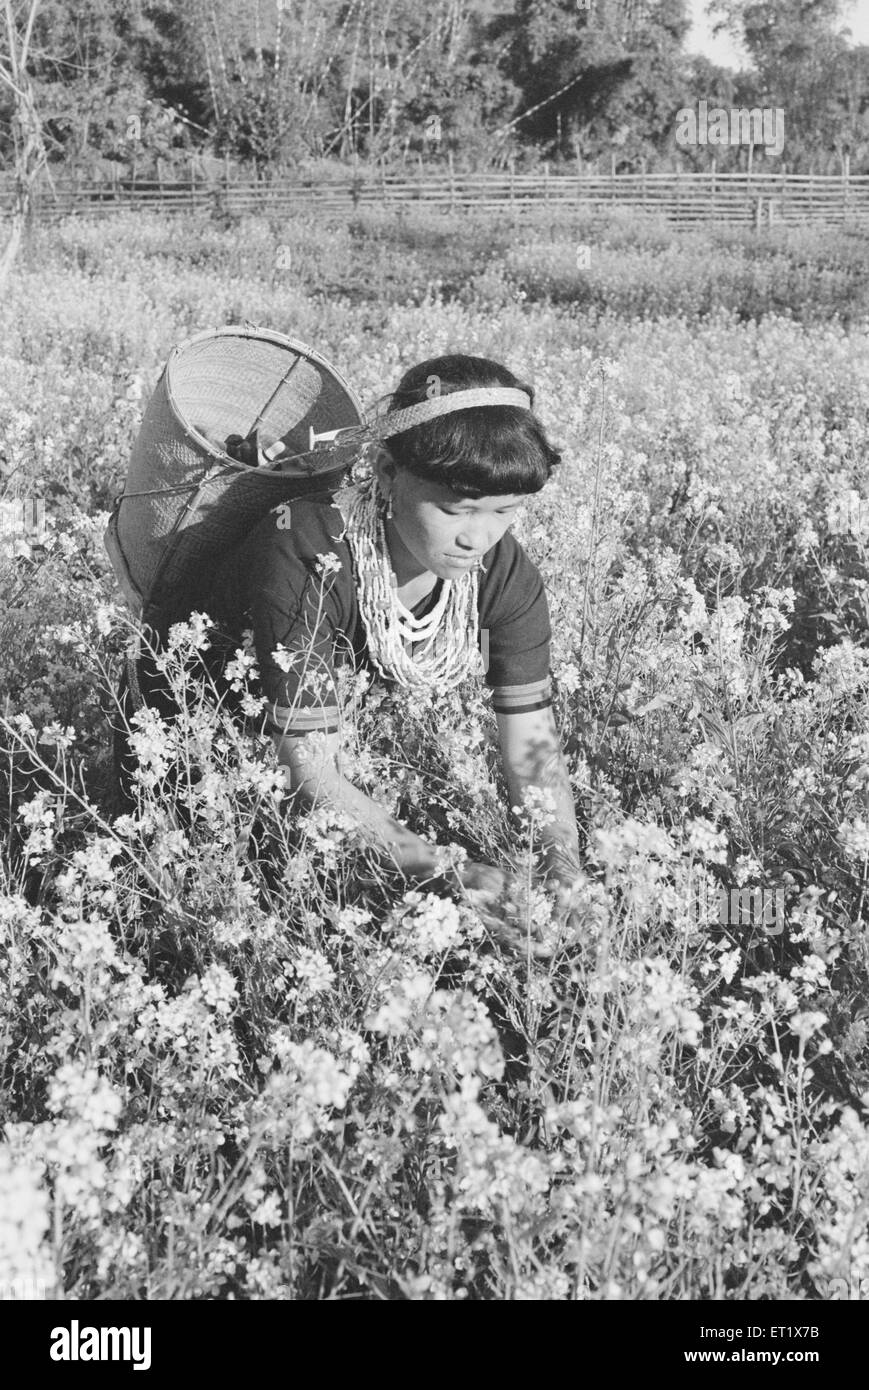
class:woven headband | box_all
[372,387,532,439]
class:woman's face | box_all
[376,457,527,584]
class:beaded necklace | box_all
[336,472,482,691]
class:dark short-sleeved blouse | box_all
[204,493,552,737]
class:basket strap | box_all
[125,633,145,713]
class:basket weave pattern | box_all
[110,328,363,632]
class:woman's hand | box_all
[457,861,553,959]
[538,863,589,950]
[534,837,587,937]
[461,857,589,955]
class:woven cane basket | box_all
[105,326,364,636]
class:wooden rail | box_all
[3,170,869,227]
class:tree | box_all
[318,0,512,165]
[833,44,869,168]
[0,0,48,289]
[179,0,353,166]
[24,0,128,162]
[486,0,691,166]
[669,53,738,168]
[708,0,858,166]
[0,1,197,174]
[356,1,517,167]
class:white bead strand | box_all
[336,474,482,691]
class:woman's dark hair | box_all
[381,354,561,498]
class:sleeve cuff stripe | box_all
[266,704,340,732]
[487,678,552,698]
[269,721,341,737]
[491,698,553,715]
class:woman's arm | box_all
[274,717,579,954]
[273,730,447,882]
[495,704,583,888]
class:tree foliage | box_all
[0,0,867,172]
[710,0,869,168]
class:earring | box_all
[385,493,394,521]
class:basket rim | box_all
[162,324,365,464]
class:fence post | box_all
[843,151,850,226]
[543,160,549,210]
[574,145,582,227]
[190,155,196,208]
[448,148,456,213]
[351,148,361,211]
[509,154,516,230]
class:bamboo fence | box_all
[3,167,868,228]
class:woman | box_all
[114,352,584,947]
[202,352,584,949]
